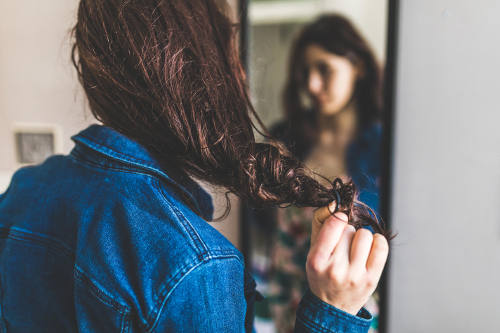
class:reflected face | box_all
[303,44,359,115]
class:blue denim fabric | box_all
[0,125,372,332]
[346,124,382,213]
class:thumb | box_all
[311,202,347,246]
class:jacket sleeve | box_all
[152,256,372,333]
[295,289,373,333]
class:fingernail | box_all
[333,212,348,222]
[328,201,337,215]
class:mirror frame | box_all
[379,0,399,332]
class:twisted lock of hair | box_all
[71,0,392,239]
[239,143,390,237]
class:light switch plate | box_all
[13,123,63,166]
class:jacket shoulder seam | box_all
[146,254,244,332]
[153,180,209,255]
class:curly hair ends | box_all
[71,0,392,239]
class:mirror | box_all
[240,1,393,332]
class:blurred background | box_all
[1,0,499,332]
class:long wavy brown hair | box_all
[71,0,390,237]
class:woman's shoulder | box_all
[348,122,382,158]
[72,168,244,327]
[358,122,383,145]
[26,151,243,326]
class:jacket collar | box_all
[71,124,214,220]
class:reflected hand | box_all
[306,203,389,315]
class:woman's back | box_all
[0,125,256,332]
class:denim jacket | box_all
[0,125,372,332]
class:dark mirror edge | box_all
[379,0,399,332]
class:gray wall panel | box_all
[389,1,500,332]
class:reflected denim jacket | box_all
[0,125,372,332]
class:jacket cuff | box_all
[295,289,372,333]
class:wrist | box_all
[296,289,372,333]
[309,289,361,315]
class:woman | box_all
[0,2,388,332]
[267,15,385,332]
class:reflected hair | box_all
[283,14,383,160]
[71,0,390,237]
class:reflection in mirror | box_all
[242,1,389,332]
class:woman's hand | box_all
[306,202,389,315]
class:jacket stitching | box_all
[71,151,206,223]
[0,228,131,330]
[147,252,244,325]
[58,157,235,330]
[303,291,371,326]
[69,152,160,178]
[146,255,244,333]
[121,312,131,333]
[154,181,209,254]
[74,136,159,169]
[295,314,331,333]
[74,267,131,333]
[73,138,199,203]
[69,152,235,331]
[70,146,204,215]
[0,227,74,259]
[73,266,130,314]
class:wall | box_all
[388,1,500,331]
[323,0,388,62]
[0,0,90,177]
[0,0,241,248]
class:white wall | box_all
[0,0,91,185]
[0,0,241,248]
[389,1,500,332]
[323,0,388,62]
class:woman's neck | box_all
[305,102,358,183]
[316,102,358,148]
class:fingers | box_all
[306,202,390,316]
[349,228,374,272]
[330,224,356,265]
[311,202,342,246]
[313,205,332,225]
[366,234,389,279]
[312,201,339,225]
[308,212,348,269]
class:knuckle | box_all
[366,278,377,290]
[348,278,360,289]
[347,272,364,288]
[306,257,323,273]
[327,269,344,285]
